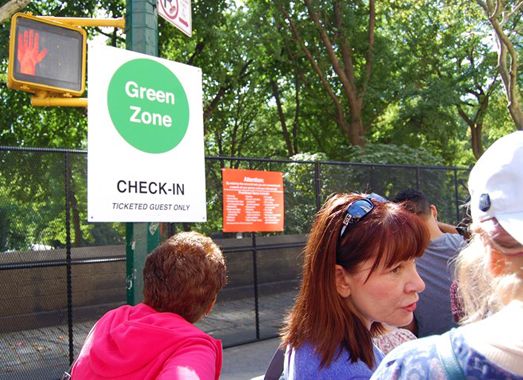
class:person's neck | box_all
[426,218,443,241]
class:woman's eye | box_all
[391,265,402,274]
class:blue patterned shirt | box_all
[371,329,523,379]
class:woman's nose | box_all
[405,264,425,293]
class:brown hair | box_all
[143,231,227,323]
[281,193,429,368]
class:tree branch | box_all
[271,79,294,156]
[333,1,356,88]
[0,0,31,23]
[188,40,205,66]
[456,104,473,126]
[278,5,342,114]
[304,0,356,101]
[505,0,523,20]
[278,3,351,138]
[292,70,300,154]
[203,59,253,128]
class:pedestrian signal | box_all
[8,13,86,97]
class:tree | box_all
[366,0,510,162]
[456,77,499,159]
[437,1,501,159]
[476,0,523,129]
[273,1,377,146]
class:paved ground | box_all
[222,338,280,380]
[0,291,295,380]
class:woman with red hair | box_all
[281,193,429,378]
[71,231,227,380]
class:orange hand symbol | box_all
[17,29,48,75]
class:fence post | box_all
[369,165,376,192]
[64,151,74,364]
[251,233,260,340]
[314,162,322,211]
[453,168,460,223]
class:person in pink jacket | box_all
[70,231,227,380]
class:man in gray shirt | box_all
[393,189,466,337]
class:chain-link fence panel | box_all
[0,149,70,380]
[0,147,469,379]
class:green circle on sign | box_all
[107,59,189,153]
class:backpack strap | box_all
[435,331,465,380]
[264,346,285,380]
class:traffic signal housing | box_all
[8,13,86,97]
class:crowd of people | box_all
[273,131,523,379]
[67,131,523,379]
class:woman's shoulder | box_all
[371,333,446,380]
[454,324,523,379]
[372,328,523,380]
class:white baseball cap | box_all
[468,131,523,246]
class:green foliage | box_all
[481,92,522,146]
[0,195,25,251]
[89,223,125,245]
[1,0,520,250]
[283,153,324,234]
[344,143,445,166]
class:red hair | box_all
[143,231,226,323]
[281,193,428,368]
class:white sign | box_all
[158,0,192,37]
[88,44,206,222]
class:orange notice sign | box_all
[222,168,284,232]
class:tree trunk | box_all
[279,1,374,147]
[348,97,365,146]
[507,99,523,130]
[470,124,484,159]
[349,118,365,147]
[457,100,487,160]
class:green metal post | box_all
[125,0,159,305]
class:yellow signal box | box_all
[8,13,87,97]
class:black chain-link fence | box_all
[0,147,470,379]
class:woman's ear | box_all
[488,250,506,277]
[335,264,351,298]
[205,297,217,316]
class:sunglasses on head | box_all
[338,193,387,240]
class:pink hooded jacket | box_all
[71,303,222,380]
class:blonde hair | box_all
[455,222,523,324]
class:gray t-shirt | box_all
[415,233,466,337]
